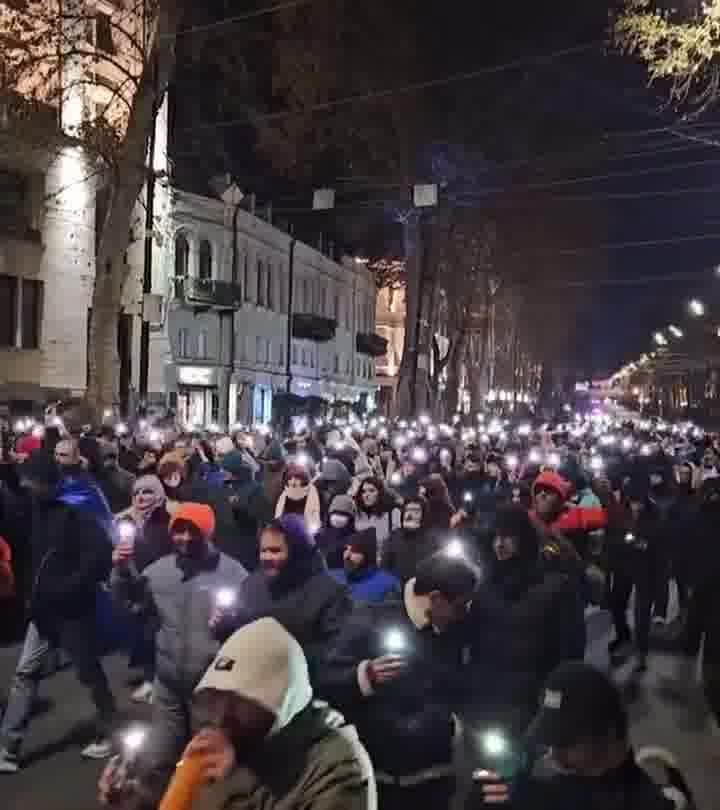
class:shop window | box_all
[198,240,212,281]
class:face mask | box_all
[329,513,350,529]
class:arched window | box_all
[199,239,212,281]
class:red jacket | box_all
[0,537,14,599]
[532,470,607,534]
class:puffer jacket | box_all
[111,550,248,691]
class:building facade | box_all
[124,187,380,427]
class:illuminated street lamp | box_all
[653,331,668,347]
[668,325,684,339]
[689,299,705,317]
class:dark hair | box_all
[414,553,478,601]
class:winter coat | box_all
[97,466,136,514]
[231,556,352,680]
[197,705,372,810]
[316,523,357,570]
[30,499,112,634]
[111,550,248,691]
[319,587,469,778]
[275,483,322,532]
[330,566,400,603]
[468,552,585,725]
[507,751,677,810]
[381,527,446,584]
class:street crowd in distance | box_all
[0,407,715,809]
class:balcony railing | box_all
[292,313,337,342]
[356,331,388,358]
[176,276,242,309]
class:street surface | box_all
[0,610,717,809]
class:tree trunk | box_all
[85,0,182,421]
[395,212,421,417]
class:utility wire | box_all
[163,0,316,39]
[180,40,601,132]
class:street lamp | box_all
[689,299,706,317]
[668,324,684,338]
[653,331,668,347]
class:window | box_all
[333,293,340,321]
[243,246,251,302]
[333,354,339,374]
[302,278,310,312]
[356,359,361,377]
[0,275,41,349]
[198,240,212,281]
[197,329,208,358]
[309,349,315,369]
[301,347,307,366]
[266,264,273,310]
[21,279,41,349]
[211,392,220,423]
[0,170,27,234]
[178,328,189,357]
[278,342,284,367]
[346,357,351,376]
[256,260,265,306]
[319,285,327,316]
[237,333,246,361]
[292,343,298,365]
[95,12,115,54]
[174,234,189,298]
[0,275,17,347]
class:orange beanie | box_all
[170,503,216,540]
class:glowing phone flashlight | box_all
[215,588,237,610]
[383,629,407,653]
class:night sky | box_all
[172,0,720,378]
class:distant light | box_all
[295,453,311,467]
[116,422,128,436]
[689,299,705,317]
[506,454,519,469]
[529,449,542,464]
[590,455,604,472]
[653,331,668,347]
[547,452,561,467]
[463,491,474,503]
[149,429,162,444]
[517,424,531,437]
[668,325,684,339]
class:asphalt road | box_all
[0,610,717,809]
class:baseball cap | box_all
[529,662,628,747]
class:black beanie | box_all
[21,449,60,486]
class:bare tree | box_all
[0,0,183,418]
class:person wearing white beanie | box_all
[187,618,375,810]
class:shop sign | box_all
[178,366,216,386]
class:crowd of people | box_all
[0,408,712,809]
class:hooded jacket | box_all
[354,477,400,561]
[330,528,400,603]
[468,507,586,724]
[231,517,352,679]
[195,618,373,810]
[381,498,446,584]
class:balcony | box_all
[177,277,242,310]
[292,313,337,342]
[356,331,388,358]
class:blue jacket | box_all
[330,566,400,603]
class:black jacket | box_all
[30,500,112,633]
[319,596,471,776]
[224,478,273,571]
[504,751,674,810]
[231,556,352,679]
[468,558,585,726]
